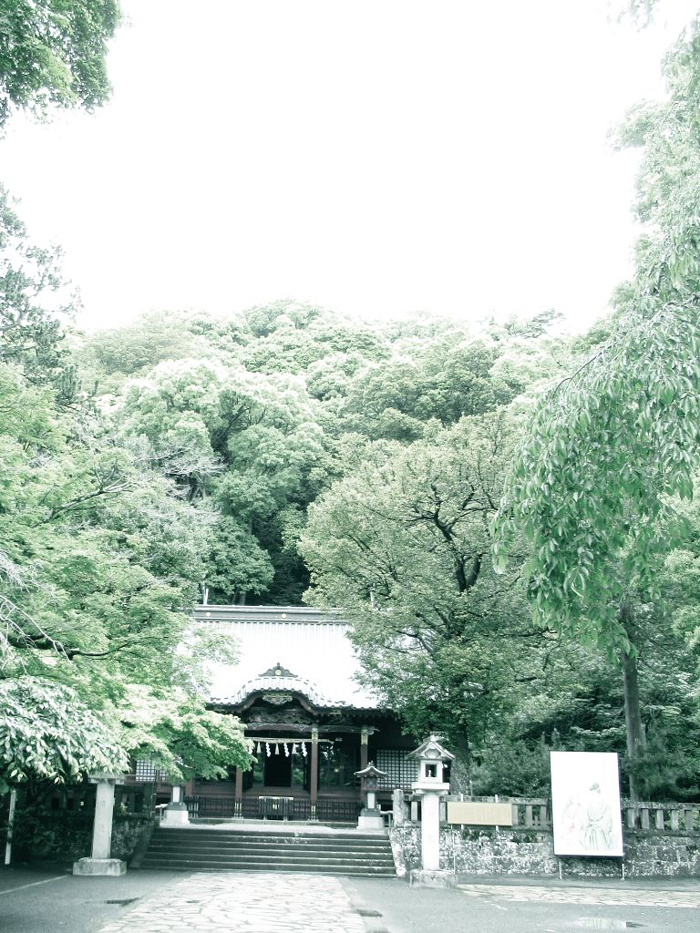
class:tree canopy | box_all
[0,0,121,126]
[493,15,700,797]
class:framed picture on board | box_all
[550,751,624,857]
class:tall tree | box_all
[301,410,539,779]
[494,18,700,797]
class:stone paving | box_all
[458,882,700,909]
[96,872,367,933]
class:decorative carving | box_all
[262,693,293,706]
[260,662,296,678]
[247,706,315,725]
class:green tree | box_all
[301,411,537,778]
[0,336,250,784]
[494,19,700,797]
[0,0,121,126]
[0,677,127,793]
[0,185,78,400]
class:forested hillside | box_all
[3,191,700,800]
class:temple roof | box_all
[212,662,335,707]
[195,605,381,710]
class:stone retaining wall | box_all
[7,808,154,864]
[390,823,700,878]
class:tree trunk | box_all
[450,734,472,795]
[619,602,646,801]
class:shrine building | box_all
[185,605,416,822]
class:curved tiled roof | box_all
[197,606,381,710]
[211,663,335,707]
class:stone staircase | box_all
[137,826,396,876]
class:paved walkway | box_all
[96,873,367,933]
[4,867,700,933]
[92,873,700,933]
[458,881,700,908]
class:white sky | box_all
[0,0,697,332]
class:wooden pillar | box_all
[360,727,370,808]
[310,726,319,820]
[360,726,370,770]
[234,767,243,818]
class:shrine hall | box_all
[182,605,415,822]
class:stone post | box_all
[310,726,319,820]
[234,766,243,818]
[392,787,406,826]
[73,773,126,876]
[3,789,17,866]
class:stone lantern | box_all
[409,735,454,878]
[355,761,387,830]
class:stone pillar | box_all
[234,767,243,818]
[392,787,406,826]
[73,774,126,876]
[161,783,190,826]
[418,790,442,870]
[3,789,17,866]
[310,726,319,820]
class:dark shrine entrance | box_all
[264,751,292,788]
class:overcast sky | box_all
[1,0,697,332]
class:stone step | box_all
[143,849,394,864]
[141,861,396,878]
[156,829,386,841]
[140,858,396,875]
[147,837,390,851]
[139,827,396,876]
[143,849,394,863]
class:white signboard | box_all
[550,751,624,857]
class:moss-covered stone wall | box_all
[390,823,700,878]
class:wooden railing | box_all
[185,796,236,819]
[317,798,362,823]
[185,794,360,823]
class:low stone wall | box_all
[8,808,154,865]
[112,814,156,862]
[390,823,700,878]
